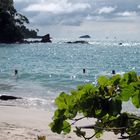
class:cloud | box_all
[14,0,38,3]
[22,0,91,26]
[14,0,140,39]
[98,6,117,14]
[24,0,91,14]
[116,11,137,17]
[29,11,87,26]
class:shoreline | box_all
[0,105,119,140]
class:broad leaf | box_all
[132,90,140,108]
[109,98,122,116]
[109,74,121,86]
[55,92,71,109]
[119,85,135,101]
[122,71,137,84]
[62,121,71,133]
[98,76,109,87]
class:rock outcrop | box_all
[67,40,89,44]
[0,95,22,101]
[41,34,52,43]
[79,35,91,38]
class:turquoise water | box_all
[0,40,140,111]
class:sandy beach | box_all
[0,105,120,140]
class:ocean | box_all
[0,39,140,112]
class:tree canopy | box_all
[50,71,140,140]
[0,0,37,43]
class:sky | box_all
[14,0,140,40]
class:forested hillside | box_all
[0,0,38,43]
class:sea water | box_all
[0,39,140,112]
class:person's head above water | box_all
[83,69,86,74]
[15,69,18,75]
[112,70,115,74]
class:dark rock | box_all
[0,95,22,101]
[41,34,52,43]
[67,40,89,44]
[1,33,52,44]
[32,40,41,43]
[79,35,91,38]
[20,40,30,44]
[119,42,123,45]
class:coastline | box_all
[0,105,119,140]
[0,40,137,140]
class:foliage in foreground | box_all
[50,71,140,140]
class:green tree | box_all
[50,71,140,140]
[0,10,23,43]
[0,0,13,11]
[0,0,37,43]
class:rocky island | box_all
[41,34,52,43]
[79,35,91,38]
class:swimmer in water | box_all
[112,70,115,74]
[83,69,86,74]
[15,69,18,75]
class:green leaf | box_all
[55,92,71,109]
[77,85,84,90]
[129,71,138,82]
[98,76,109,87]
[130,82,140,91]
[109,74,121,86]
[62,121,71,133]
[95,130,103,138]
[119,85,135,101]
[71,89,85,100]
[49,118,64,134]
[64,107,77,119]
[108,98,122,116]
[132,90,140,108]
[49,119,71,134]
[76,84,96,97]
[117,113,128,127]
[122,71,137,84]
[53,109,66,120]
[94,121,103,138]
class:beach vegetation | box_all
[50,71,140,140]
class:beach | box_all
[0,105,120,140]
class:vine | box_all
[50,71,140,140]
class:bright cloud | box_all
[98,6,116,14]
[24,0,91,14]
[117,11,137,17]
[14,0,140,39]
